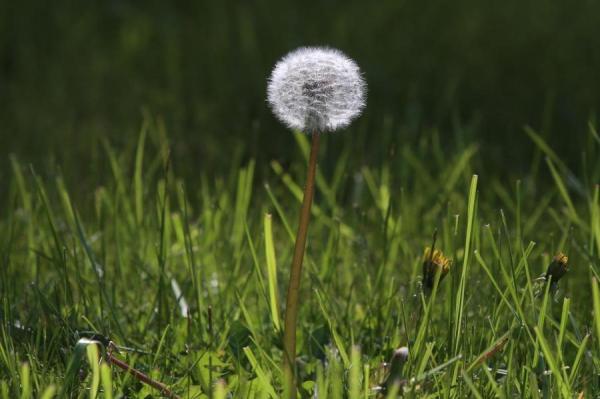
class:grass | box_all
[1,121,600,398]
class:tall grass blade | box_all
[592,278,600,352]
[453,174,478,355]
[134,126,147,225]
[264,213,281,332]
[243,347,277,398]
[534,327,570,399]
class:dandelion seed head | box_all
[267,47,366,133]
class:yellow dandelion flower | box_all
[422,247,452,289]
[545,252,569,284]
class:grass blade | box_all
[453,174,478,355]
[264,213,281,332]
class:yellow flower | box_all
[545,252,569,284]
[422,247,451,289]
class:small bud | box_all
[384,346,409,391]
[545,252,569,284]
[422,247,452,289]
[393,347,409,363]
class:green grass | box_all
[1,123,600,398]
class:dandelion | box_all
[267,47,366,133]
[534,252,570,298]
[544,252,569,284]
[267,46,366,397]
[422,247,452,290]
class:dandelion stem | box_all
[283,130,320,398]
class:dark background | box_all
[1,1,599,192]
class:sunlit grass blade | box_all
[545,157,581,226]
[100,363,113,399]
[592,278,600,352]
[534,327,570,399]
[86,343,100,399]
[243,346,277,398]
[349,346,362,399]
[39,385,56,399]
[103,140,135,228]
[592,184,600,257]
[316,290,350,368]
[213,379,228,399]
[557,297,570,351]
[466,329,511,373]
[525,126,566,171]
[19,363,30,399]
[568,334,589,386]
[245,222,268,300]
[264,213,281,332]
[232,160,255,251]
[462,370,483,399]
[474,249,519,320]
[480,364,505,398]
[60,339,100,397]
[453,174,478,355]
[265,183,295,242]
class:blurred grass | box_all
[1,1,600,196]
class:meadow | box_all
[2,116,600,397]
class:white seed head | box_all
[267,47,366,133]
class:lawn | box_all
[2,119,600,398]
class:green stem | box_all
[283,131,320,398]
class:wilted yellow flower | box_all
[422,247,451,289]
[545,252,569,284]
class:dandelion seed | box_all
[267,47,366,133]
